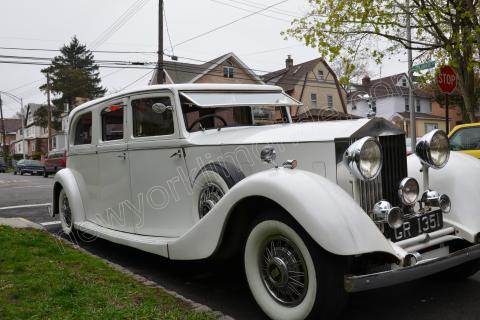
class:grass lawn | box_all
[0,226,216,320]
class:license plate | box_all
[384,210,443,242]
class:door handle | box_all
[170,149,182,159]
[117,152,127,160]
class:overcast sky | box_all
[0,0,408,117]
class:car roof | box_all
[69,84,283,118]
[448,122,480,137]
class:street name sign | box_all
[412,61,435,72]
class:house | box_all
[347,73,443,137]
[0,118,22,153]
[262,55,347,120]
[10,103,49,157]
[150,52,263,85]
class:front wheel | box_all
[244,214,347,320]
[59,189,74,235]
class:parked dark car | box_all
[14,159,44,176]
[43,150,66,177]
[0,159,5,173]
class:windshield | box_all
[24,160,41,166]
[180,92,294,132]
[450,127,480,151]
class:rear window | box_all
[101,104,124,141]
[74,112,92,145]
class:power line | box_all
[211,0,291,22]
[173,0,288,48]
[163,2,175,55]
[90,0,152,50]
[0,46,156,54]
[121,70,154,91]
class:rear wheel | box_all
[244,213,347,320]
[59,189,74,235]
[193,162,244,219]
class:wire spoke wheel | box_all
[259,235,308,306]
[198,182,224,218]
[60,191,73,231]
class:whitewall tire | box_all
[244,214,346,320]
[59,189,74,235]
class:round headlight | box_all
[415,129,450,169]
[398,177,419,206]
[344,136,383,181]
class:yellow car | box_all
[448,122,480,158]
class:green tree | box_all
[37,36,106,126]
[285,0,479,122]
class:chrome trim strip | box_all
[396,227,455,249]
[405,235,459,253]
[345,244,480,293]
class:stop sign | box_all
[437,65,457,94]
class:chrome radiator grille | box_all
[356,134,408,213]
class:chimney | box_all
[362,75,371,86]
[285,55,293,69]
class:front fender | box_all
[168,168,397,260]
[408,152,480,242]
[53,168,86,224]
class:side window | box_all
[101,104,124,141]
[73,112,92,145]
[132,97,174,137]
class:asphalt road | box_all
[1,172,480,320]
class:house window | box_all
[405,96,410,111]
[402,78,407,87]
[317,70,324,80]
[310,93,317,108]
[101,104,124,141]
[223,61,234,78]
[416,99,421,112]
[327,95,333,109]
[132,97,174,137]
[424,122,438,133]
[73,112,92,145]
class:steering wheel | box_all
[188,114,228,131]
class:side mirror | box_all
[152,103,173,114]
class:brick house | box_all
[0,118,22,152]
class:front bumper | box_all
[345,244,480,292]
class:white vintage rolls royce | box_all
[52,84,480,320]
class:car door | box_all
[69,110,99,222]
[127,92,194,237]
[450,126,480,159]
[96,100,134,233]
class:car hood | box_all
[185,118,403,146]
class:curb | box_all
[0,217,45,230]
[52,233,234,320]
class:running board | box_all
[75,221,174,258]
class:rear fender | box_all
[53,168,86,224]
[168,168,397,260]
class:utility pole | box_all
[156,0,164,85]
[20,98,25,159]
[47,73,52,152]
[0,94,8,166]
[406,0,416,148]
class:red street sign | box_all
[437,65,457,94]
